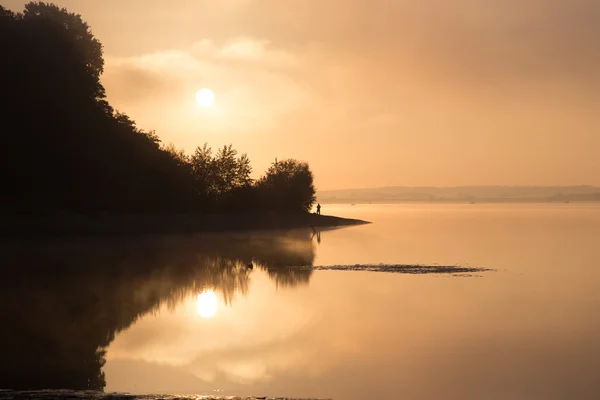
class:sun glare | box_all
[196,88,215,108]
[197,290,217,318]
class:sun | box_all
[197,290,217,318]
[196,88,215,108]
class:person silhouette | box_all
[316,203,321,215]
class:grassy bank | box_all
[0,212,370,240]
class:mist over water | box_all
[2,203,600,399]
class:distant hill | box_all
[316,186,600,204]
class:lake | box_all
[2,204,600,400]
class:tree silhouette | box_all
[0,2,318,217]
[22,2,105,99]
[256,159,317,212]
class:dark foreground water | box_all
[2,204,600,399]
[0,390,323,400]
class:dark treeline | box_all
[0,2,316,215]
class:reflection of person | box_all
[316,203,321,215]
[311,227,322,245]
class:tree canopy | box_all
[0,2,316,216]
[257,159,317,212]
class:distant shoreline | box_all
[319,199,600,205]
[0,212,370,240]
[317,185,600,204]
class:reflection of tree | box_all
[261,263,313,289]
[241,230,315,289]
[0,230,314,391]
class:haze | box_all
[5,0,599,189]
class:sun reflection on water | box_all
[197,290,217,318]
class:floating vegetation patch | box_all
[266,263,493,275]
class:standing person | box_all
[316,203,321,215]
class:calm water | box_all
[2,204,600,399]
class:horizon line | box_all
[317,184,600,192]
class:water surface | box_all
[2,204,600,399]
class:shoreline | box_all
[0,212,370,240]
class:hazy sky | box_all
[7,0,600,189]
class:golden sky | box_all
[7,0,600,189]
